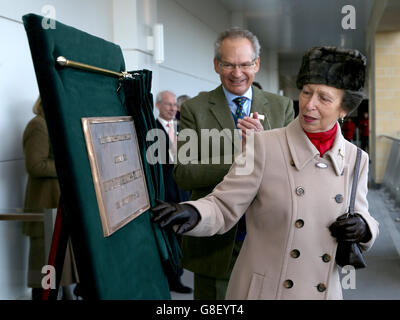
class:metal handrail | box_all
[0,209,44,221]
[380,135,400,143]
[56,56,134,79]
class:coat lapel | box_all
[250,86,271,130]
[286,117,346,176]
[209,85,269,130]
[286,117,319,171]
[207,85,273,144]
[208,86,237,146]
[325,124,346,176]
[209,86,236,131]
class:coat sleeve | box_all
[23,119,57,178]
[173,101,232,191]
[183,132,266,237]
[355,151,379,251]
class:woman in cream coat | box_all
[153,47,379,300]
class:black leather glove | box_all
[329,213,372,243]
[152,199,201,234]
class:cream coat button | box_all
[322,254,331,263]
[283,280,294,289]
[295,186,305,196]
[317,283,327,292]
[295,219,304,228]
[335,194,344,203]
[290,249,300,258]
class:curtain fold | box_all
[121,71,182,277]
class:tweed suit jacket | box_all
[173,85,294,277]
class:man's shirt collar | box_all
[222,86,253,103]
[222,86,253,117]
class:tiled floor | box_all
[171,188,400,300]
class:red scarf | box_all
[304,123,337,157]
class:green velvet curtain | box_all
[121,70,182,277]
[23,13,180,299]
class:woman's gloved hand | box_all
[329,213,372,243]
[152,199,201,234]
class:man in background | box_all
[176,94,191,125]
[155,90,192,294]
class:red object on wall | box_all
[342,119,356,141]
[358,118,369,137]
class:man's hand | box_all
[237,112,264,150]
[152,199,201,234]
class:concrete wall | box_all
[156,0,228,98]
[366,0,387,184]
[256,50,279,94]
[0,0,114,300]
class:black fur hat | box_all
[296,46,367,92]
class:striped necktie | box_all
[166,122,175,143]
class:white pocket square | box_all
[250,113,265,121]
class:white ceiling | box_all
[219,0,378,96]
[220,0,374,57]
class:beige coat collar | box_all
[286,117,346,176]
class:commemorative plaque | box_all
[82,116,150,237]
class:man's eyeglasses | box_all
[218,59,257,71]
[162,102,178,108]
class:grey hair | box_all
[156,90,175,104]
[214,27,261,61]
[342,90,365,116]
[177,95,191,107]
